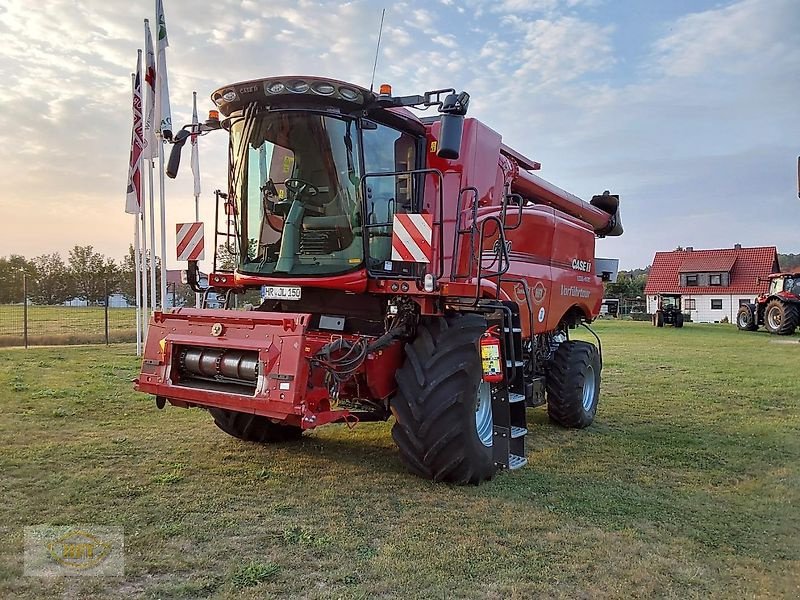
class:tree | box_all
[30,253,73,305]
[67,245,117,304]
[0,255,35,304]
[119,245,162,305]
[604,267,649,299]
[778,253,800,271]
[216,239,257,271]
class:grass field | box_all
[0,305,137,346]
[0,321,798,598]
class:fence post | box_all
[22,271,28,349]
[104,279,110,346]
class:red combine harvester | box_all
[136,77,623,484]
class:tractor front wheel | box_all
[736,304,758,331]
[653,311,664,327]
[764,300,799,335]
[208,408,303,443]
[392,313,497,485]
[546,340,601,428]
[675,312,685,328]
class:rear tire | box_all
[546,340,600,429]
[736,304,758,331]
[653,311,664,327]
[764,300,799,335]
[392,313,497,485]
[209,408,303,442]
[675,312,684,328]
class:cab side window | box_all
[362,123,418,263]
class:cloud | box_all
[0,0,797,269]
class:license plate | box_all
[262,286,302,301]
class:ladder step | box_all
[511,426,527,438]
[508,454,528,470]
[506,360,524,368]
[508,392,526,404]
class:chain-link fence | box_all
[0,303,136,348]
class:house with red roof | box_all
[644,245,779,323]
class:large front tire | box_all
[764,300,799,335]
[546,340,601,429]
[736,304,758,331]
[208,408,303,443]
[391,314,497,485]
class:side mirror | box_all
[437,113,463,160]
[166,129,192,179]
[436,92,469,160]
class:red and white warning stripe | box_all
[176,222,205,261]
[391,213,433,263]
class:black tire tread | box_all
[765,300,799,335]
[209,408,302,443]
[546,340,600,429]
[736,304,758,331]
[391,313,496,485]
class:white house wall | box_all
[648,294,757,323]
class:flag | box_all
[125,51,144,215]
[155,0,172,140]
[191,91,201,197]
[142,19,158,159]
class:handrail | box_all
[451,186,479,280]
[361,168,445,279]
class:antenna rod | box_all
[369,9,386,93]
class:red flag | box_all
[125,50,144,214]
[142,19,158,159]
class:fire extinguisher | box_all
[480,326,503,383]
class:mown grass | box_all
[0,321,798,598]
[0,305,136,346]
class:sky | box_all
[0,0,798,270]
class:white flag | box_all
[191,91,201,197]
[142,19,158,159]
[125,52,144,215]
[155,0,172,141]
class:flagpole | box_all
[147,160,157,311]
[132,71,143,356]
[140,208,149,339]
[191,91,201,308]
[155,0,171,310]
[158,141,168,308]
[143,19,158,313]
[134,214,142,355]
[140,190,149,330]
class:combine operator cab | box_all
[137,75,624,485]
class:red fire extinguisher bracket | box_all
[480,326,504,383]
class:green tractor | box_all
[652,294,684,328]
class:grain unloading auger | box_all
[135,76,623,484]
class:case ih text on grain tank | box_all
[135,77,624,484]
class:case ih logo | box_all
[572,259,592,273]
[533,282,547,304]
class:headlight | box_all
[338,87,359,101]
[286,80,309,93]
[312,82,336,95]
[266,81,285,94]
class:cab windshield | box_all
[231,111,363,276]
